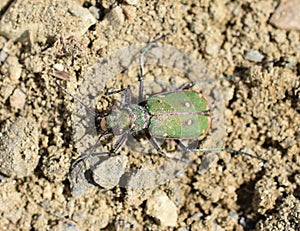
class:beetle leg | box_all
[148,136,162,153]
[146,132,177,157]
[122,87,131,105]
[71,132,111,182]
[148,137,175,159]
[138,34,169,102]
[137,72,145,103]
[150,139,194,165]
[147,138,185,163]
[145,129,163,152]
[176,140,191,152]
[107,87,131,105]
[138,47,145,102]
[146,133,197,165]
[194,147,268,162]
[71,150,98,183]
[112,132,128,152]
[176,139,199,152]
[105,87,132,105]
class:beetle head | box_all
[104,108,131,135]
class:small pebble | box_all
[0,117,39,177]
[68,3,97,36]
[0,36,7,49]
[6,56,22,82]
[229,210,239,221]
[53,63,64,71]
[125,168,157,190]
[202,28,223,56]
[122,5,137,21]
[105,6,125,26]
[0,181,24,224]
[9,88,26,109]
[89,6,101,20]
[124,0,139,5]
[69,167,93,198]
[55,220,80,231]
[244,50,264,62]
[93,155,128,189]
[1,84,15,102]
[198,152,217,175]
[0,50,8,65]
[205,40,219,56]
[101,0,116,9]
[270,0,300,31]
[146,190,178,227]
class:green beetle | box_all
[97,83,211,154]
[61,35,266,179]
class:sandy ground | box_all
[0,0,299,230]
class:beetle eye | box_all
[114,128,123,135]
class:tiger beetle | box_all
[56,35,267,181]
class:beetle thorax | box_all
[104,104,149,135]
[128,104,149,132]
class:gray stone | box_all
[93,155,128,189]
[244,50,264,62]
[0,117,39,177]
[146,190,178,227]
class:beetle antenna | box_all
[157,146,267,169]
[194,147,268,162]
[199,75,240,84]
[139,34,170,69]
[55,81,98,117]
[140,33,170,57]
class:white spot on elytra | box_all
[185,102,191,107]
